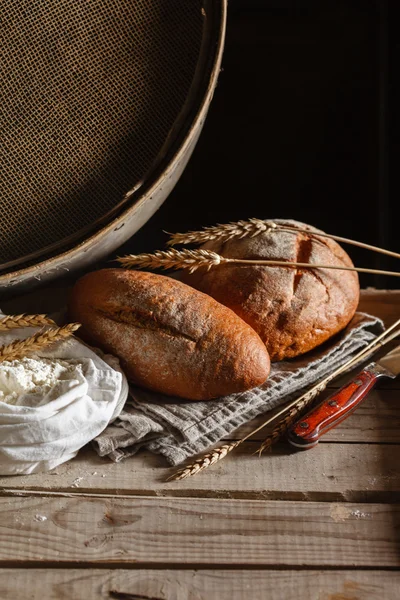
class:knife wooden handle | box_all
[287,369,380,449]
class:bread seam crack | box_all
[95,307,198,344]
[293,234,314,295]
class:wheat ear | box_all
[118,249,224,273]
[167,218,277,246]
[118,248,400,278]
[0,314,56,331]
[167,319,400,481]
[0,323,81,363]
[167,218,400,261]
[166,442,242,481]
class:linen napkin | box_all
[93,312,384,466]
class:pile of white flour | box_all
[0,357,80,407]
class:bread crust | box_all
[182,219,360,361]
[68,269,270,399]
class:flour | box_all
[0,357,81,407]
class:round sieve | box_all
[0,0,226,293]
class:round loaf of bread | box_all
[68,269,270,400]
[182,219,360,361]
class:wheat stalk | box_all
[255,318,400,455]
[118,248,400,278]
[167,218,400,261]
[0,323,81,363]
[278,223,400,260]
[167,383,329,481]
[118,248,224,273]
[255,383,328,455]
[0,313,55,331]
[256,324,400,455]
[167,318,400,481]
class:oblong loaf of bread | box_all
[68,269,270,400]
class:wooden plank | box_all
[0,442,399,501]
[358,289,400,327]
[229,389,400,442]
[0,496,398,567]
[0,569,399,600]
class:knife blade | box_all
[287,343,400,449]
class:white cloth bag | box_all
[0,316,128,475]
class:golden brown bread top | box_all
[68,269,270,400]
[182,219,360,361]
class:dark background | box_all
[116,0,398,289]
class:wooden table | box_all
[0,289,399,599]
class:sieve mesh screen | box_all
[0,0,204,266]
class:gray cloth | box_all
[93,313,384,466]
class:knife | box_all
[287,344,400,449]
